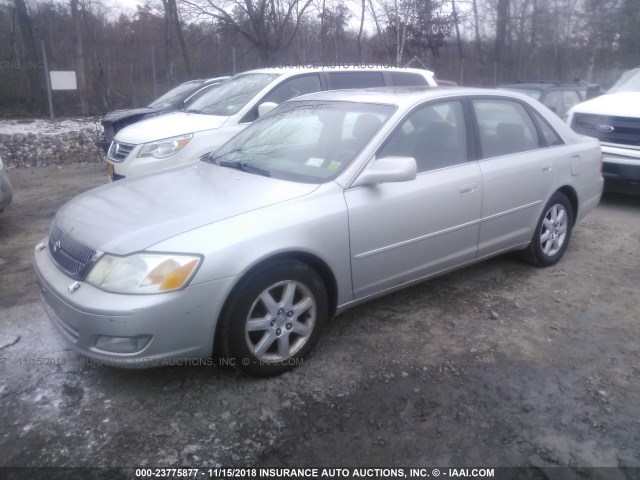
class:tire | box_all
[219,259,328,377]
[519,191,574,267]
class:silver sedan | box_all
[34,88,604,377]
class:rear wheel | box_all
[520,191,573,267]
[219,259,328,377]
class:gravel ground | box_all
[0,164,639,478]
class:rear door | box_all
[471,97,559,257]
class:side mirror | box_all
[351,156,417,188]
[258,102,278,117]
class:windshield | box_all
[609,68,640,93]
[148,81,203,108]
[186,73,279,116]
[206,100,396,183]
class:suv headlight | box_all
[86,253,202,294]
[138,134,193,159]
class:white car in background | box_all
[105,66,437,180]
[567,68,640,193]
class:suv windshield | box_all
[609,69,640,93]
[148,81,203,108]
[207,100,395,183]
[186,73,279,116]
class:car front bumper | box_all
[34,239,237,367]
[601,145,640,194]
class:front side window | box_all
[378,100,468,172]
[185,73,279,116]
[207,101,395,183]
[243,75,323,123]
[473,99,540,158]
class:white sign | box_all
[50,71,77,90]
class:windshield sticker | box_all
[305,157,325,167]
[328,160,341,171]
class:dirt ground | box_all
[0,164,639,477]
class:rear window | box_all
[328,72,385,89]
[389,72,428,86]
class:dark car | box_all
[498,80,603,118]
[98,76,229,153]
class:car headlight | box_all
[137,134,193,159]
[85,253,202,294]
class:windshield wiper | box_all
[218,160,271,177]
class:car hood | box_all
[114,112,230,144]
[571,92,640,117]
[102,107,160,125]
[54,163,319,255]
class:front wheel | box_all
[519,191,574,267]
[219,259,328,377]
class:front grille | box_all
[107,140,135,163]
[572,113,640,147]
[48,223,97,279]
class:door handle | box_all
[459,182,477,195]
[541,163,552,173]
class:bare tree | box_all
[70,0,89,115]
[162,0,191,84]
[494,0,509,84]
[180,0,315,63]
[13,0,42,111]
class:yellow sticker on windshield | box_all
[328,161,341,171]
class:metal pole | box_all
[232,47,236,75]
[151,45,157,98]
[41,39,54,119]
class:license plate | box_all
[107,163,114,178]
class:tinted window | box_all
[328,72,384,89]
[473,99,540,158]
[378,100,467,172]
[263,74,322,104]
[389,72,428,86]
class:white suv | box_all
[567,68,640,193]
[106,66,437,180]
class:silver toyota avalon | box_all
[34,88,604,377]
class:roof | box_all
[287,86,543,108]
[237,65,435,78]
[499,81,586,90]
